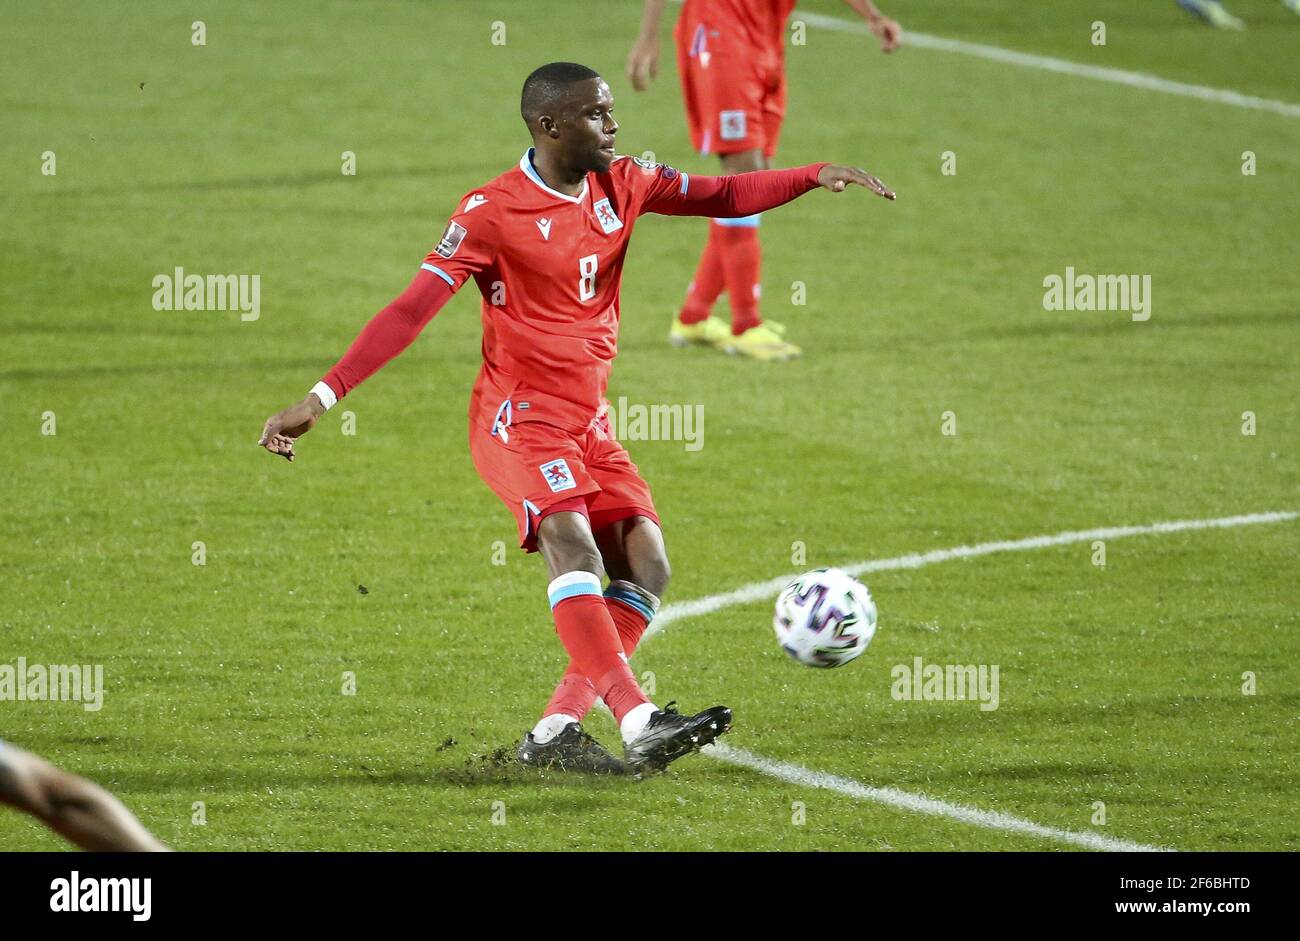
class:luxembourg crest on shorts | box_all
[720,110,747,142]
[540,459,577,493]
[593,198,623,235]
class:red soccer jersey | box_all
[317,154,826,425]
[683,0,798,53]
[425,150,701,435]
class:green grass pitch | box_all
[1,0,1297,850]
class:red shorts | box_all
[468,409,659,553]
[674,14,786,158]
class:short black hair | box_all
[520,62,602,126]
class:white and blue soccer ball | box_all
[773,567,878,668]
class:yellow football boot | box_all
[724,320,802,361]
[669,315,732,349]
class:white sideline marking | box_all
[706,742,1169,852]
[645,509,1297,850]
[798,10,1300,119]
[647,510,1298,639]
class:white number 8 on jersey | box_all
[578,254,598,302]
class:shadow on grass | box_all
[86,745,645,799]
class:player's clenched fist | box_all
[816,165,895,200]
[869,15,903,54]
[258,395,325,462]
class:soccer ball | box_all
[773,567,878,668]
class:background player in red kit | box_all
[258,63,893,774]
[628,0,901,360]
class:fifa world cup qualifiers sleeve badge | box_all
[435,221,468,259]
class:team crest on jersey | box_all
[434,221,467,259]
[720,110,747,141]
[539,458,577,493]
[592,198,623,235]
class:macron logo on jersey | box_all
[536,218,553,241]
[593,198,623,235]
[540,459,577,493]
[463,193,488,212]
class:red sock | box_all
[718,223,763,335]
[543,595,653,722]
[548,578,648,724]
[542,664,597,722]
[606,596,650,654]
[679,222,727,325]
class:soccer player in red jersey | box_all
[628,0,901,360]
[259,63,893,774]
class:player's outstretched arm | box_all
[842,0,902,52]
[0,745,169,851]
[649,162,894,221]
[627,0,669,91]
[258,268,455,462]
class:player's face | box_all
[561,78,619,173]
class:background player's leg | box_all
[670,13,731,348]
[536,512,656,742]
[671,149,769,350]
[708,149,800,360]
[717,148,769,337]
[0,744,168,851]
[676,224,728,327]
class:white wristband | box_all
[309,380,338,411]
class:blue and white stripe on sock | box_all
[603,579,660,623]
[547,571,603,609]
[713,213,762,228]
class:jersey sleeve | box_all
[314,191,498,402]
[318,270,455,400]
[641,163,829,218]
[624,158,694,218]
[419,192,501,289]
